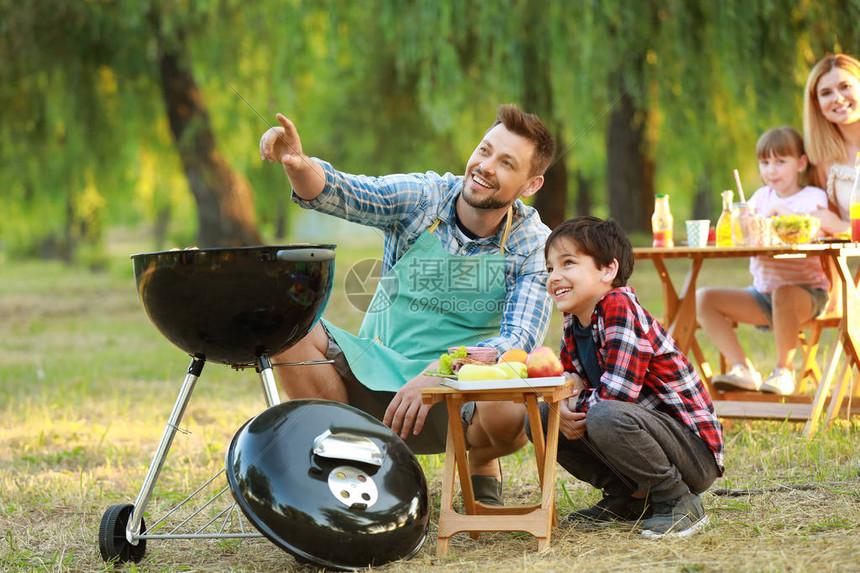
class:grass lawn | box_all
[1,230,858,572]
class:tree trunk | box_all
[693,167,715,221]
[274,197,288,241]
[520,14,566,230]
[607,73,654,235]
[532,126,567,230]
[153,17,260,247]
[574,170,593,216]
[154,205,171,250]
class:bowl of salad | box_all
[770,214,821,244]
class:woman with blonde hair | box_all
[803,53,860,236]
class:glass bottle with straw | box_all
[730,170,749,246]
[730,169,762,246]
[733,169,747,204]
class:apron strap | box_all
[499,206,513,254]
[428,206,513,254]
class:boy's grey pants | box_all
[526,400,720,502]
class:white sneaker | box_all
[760,368,795,395]
[712,364,761,391]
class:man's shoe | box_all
[640,492,708,538]
[471,475,503,507]
[712,364,761,392]
[759,367,795,395]
[566,494,652,524]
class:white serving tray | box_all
[440,376,566,391]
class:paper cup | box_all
[685,220,710,247]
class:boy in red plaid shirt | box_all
[526,216,723,537]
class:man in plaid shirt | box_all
[527,216,724,537]
[261,104,555,506]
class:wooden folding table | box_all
[421,378,574,556]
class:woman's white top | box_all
[826,162,855,220]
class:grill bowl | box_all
[131,245,335,365]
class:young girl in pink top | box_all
[697,126,829,395]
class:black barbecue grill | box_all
[97,245,429,569]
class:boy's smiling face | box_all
[546,237,618,324]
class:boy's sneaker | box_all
[640,492,709,538]
[566,494,652,524]
[759,367,795,395]
[712,364,761,391]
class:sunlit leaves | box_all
[5,0,860,253]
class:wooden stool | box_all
[420,379,574,556]
[795,314,841,393]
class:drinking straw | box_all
[733,169,746,202]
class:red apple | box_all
[526,346,564,378]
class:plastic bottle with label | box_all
[715,190,734,247]
[851,152,860,241]
[651,195,674,247]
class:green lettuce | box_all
[438,346,468,375]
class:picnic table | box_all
[633,242,860,436]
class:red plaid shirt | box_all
[562,287,724,474]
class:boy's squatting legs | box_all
[272,322,520,480]
[527,400,718,505]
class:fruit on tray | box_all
[526,346,564,377]
[457,364,510,381]
[442,347,562,380]
[498,348,529,364]
[770,214,821,244]
[495,361,528,379]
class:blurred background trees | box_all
[1,0,859,260]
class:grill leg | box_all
[128,357,205,543]
[256,355,281,407]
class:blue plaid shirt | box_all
[291,159,553,353]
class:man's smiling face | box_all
[462,123,539,210]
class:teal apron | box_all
[323,209,512,391]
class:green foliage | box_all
[4,0,860,256]
[0,0,168,255]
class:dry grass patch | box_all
[1,243,858,572]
